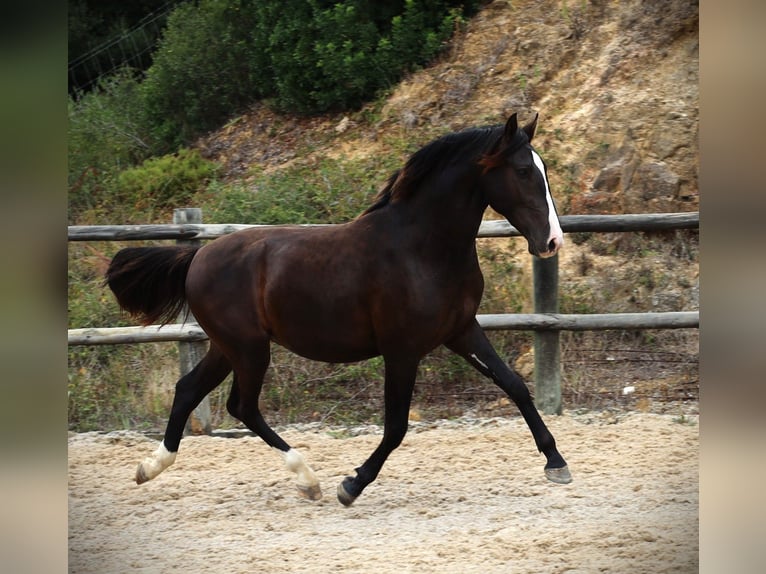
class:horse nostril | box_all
[547,238,558,252]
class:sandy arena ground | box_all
[68,411,698,573]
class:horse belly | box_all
[270,318,379,364]
[277,336,379,364]
[265,287,379,364]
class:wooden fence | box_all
[68,209,699,421]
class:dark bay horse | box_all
[106,113,571,506]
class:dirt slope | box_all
[199,0,698,216]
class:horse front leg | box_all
[446,321,572,484]
[337,355,419,506]
[136,344,232,484]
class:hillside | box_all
[193,0,699,413]
[196,0,699,308]
[198,0,698,216]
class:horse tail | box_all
[105,245,200,326]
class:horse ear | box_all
[522,113,539,142]
[503,113,519,142]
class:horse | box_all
[105,113,571,506]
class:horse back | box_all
[185,220,483,362]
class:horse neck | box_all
[389,166,488,252]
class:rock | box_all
[649,122,689,160]
[401,110,418,129]
[651,290,682,312]
[636,161,680,198]
[592,163,623,194]
[335,116,351,133]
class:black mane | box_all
[361,124,507,215]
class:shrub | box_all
[263,0,471,113]
[268,1,384,113]
[203,153,400,225]
[67,68,153,218]
[115,148,219,215]
[141,0,480,147]
[141,0,269,150]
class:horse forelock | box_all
[478,127,531,174]
[361,125,505,215]
[505,128,530,153]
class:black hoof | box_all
[337,483,356,506]
[544,465,572,484]
[337,476,359,507]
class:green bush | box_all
[204,152,400,225]
[142,0,480,147]
[115,148,219,215]
[68,68,153,218]
[268,2,378,113]
[141,0,268,150]
[68,1,482,221]
[271,1,467,113]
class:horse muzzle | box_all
[531,233,563,259]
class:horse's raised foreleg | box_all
[136,344,232,484]
[446,321,572,484]
[227,344,322,501]
[337,355,419,506]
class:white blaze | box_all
[531,150,564,253]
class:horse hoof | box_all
[298,483,323,501]
[544,465,572,484]
[337,482,357,507]
[136,464,150,485]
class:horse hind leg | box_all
[226,343,322,501]
[136,344,232,484]
[283,449,322,501]
[337,355,419,506]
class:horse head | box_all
[479,113,564,258]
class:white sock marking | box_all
[138,441,176,481]
[280,448,319,490]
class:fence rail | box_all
[68,212,699,241]
[68,312,699,346]
[68,323,209,346]
[68,209,699,418]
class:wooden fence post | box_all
[533,254,561,415]
[174,208,212,435]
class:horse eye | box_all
[517,167,530,178]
